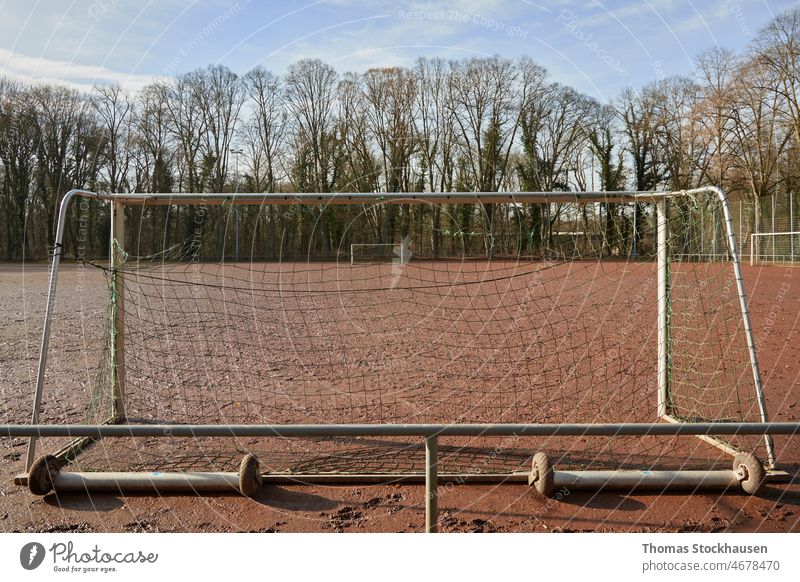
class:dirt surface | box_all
[0,261,798,533]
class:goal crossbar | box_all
[82,190,668,206]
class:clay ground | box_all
[1,261,799,533]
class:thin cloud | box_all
[0,48,166,93]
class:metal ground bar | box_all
[4,422,800,439]
[37,468,746,493]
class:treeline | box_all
[3,8,800,260]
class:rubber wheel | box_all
[239,453,262,497]
[28,455,60,495]
[733,452,766,495]
[529,452,555,497]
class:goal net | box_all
[29,190,774,477]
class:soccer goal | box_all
[8,187,789,530]
[750,231,800,265]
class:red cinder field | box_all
[1,261,798,533]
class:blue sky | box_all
[0,0,798,101]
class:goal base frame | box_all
[12,468,791,488]
[8,421,797,532]
[11,462,789,534]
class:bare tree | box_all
[695,48,739,189]
[337,72,380,194]
[518,81,591,253]
[754,8,800,145]
[164,71,206,193]
[133,82,174,193]
[0,82,40,258]
[651,76,706,190]
[413,57,458,256]
[727,55,792,242]
[31,85,89,250]
[284,59,341,255]
[242,66,285,193]
[284,59,340,193]
[242,66,287,256]
[617,86,665,191]
[362,66,417,242]
[197,65,244,192]
[448,57,527,256]
[92,83,133,192]
[449,57,522,192]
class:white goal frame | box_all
[350,243,406,266]
[750,231,800,265]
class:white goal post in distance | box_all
[8,187,789,531]
[750,231,800,265]
[350,243,407,265]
